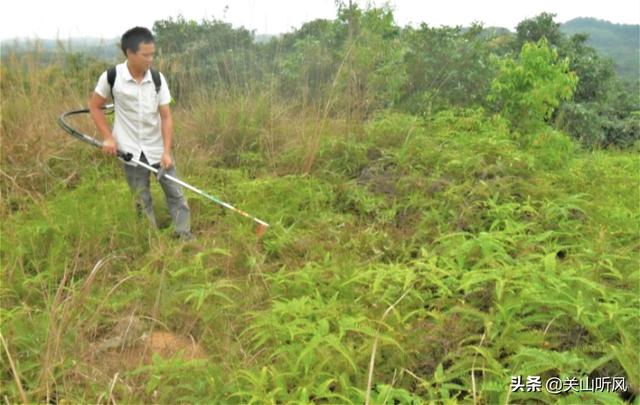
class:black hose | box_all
[57,105,132,161]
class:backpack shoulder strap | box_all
[106,66,161,99]
[107,66,117,100]
[150,69,161,94]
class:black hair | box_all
[120,27,155,56]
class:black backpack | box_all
[106,66,162,101]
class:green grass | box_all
[1,104,638,404]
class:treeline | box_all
[151,7,638,148]
[3,5,636,148]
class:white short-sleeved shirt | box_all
[94,61,171,165]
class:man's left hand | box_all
[161,153,173,169]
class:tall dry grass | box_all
[1,44,108,214]
[1,40,359,216]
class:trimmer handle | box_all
[116,150,133,162]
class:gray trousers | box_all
[123,152,190,235]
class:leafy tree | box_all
[555,32,639,148]
[399,24,496,115]
[333,5,407,119]
[488,39,577,132]
[515,12,563,50]
[597,81,640,147]
[514,13,638,148]
[153,16,258,98]
[562,33,616,102]
[554,33,618,147]
[277,19,343,106]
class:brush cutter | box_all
[58,104,270,237]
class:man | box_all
[89,26,192,241]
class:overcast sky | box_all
[1,0,638,40]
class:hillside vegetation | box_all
[561,17,639,82]
[1,5,638,404]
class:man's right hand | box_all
[102,138,117,155]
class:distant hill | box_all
[0,34,280,59]
[561,18,639,81]
[1,37,121,61]
[254,34,276,43]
